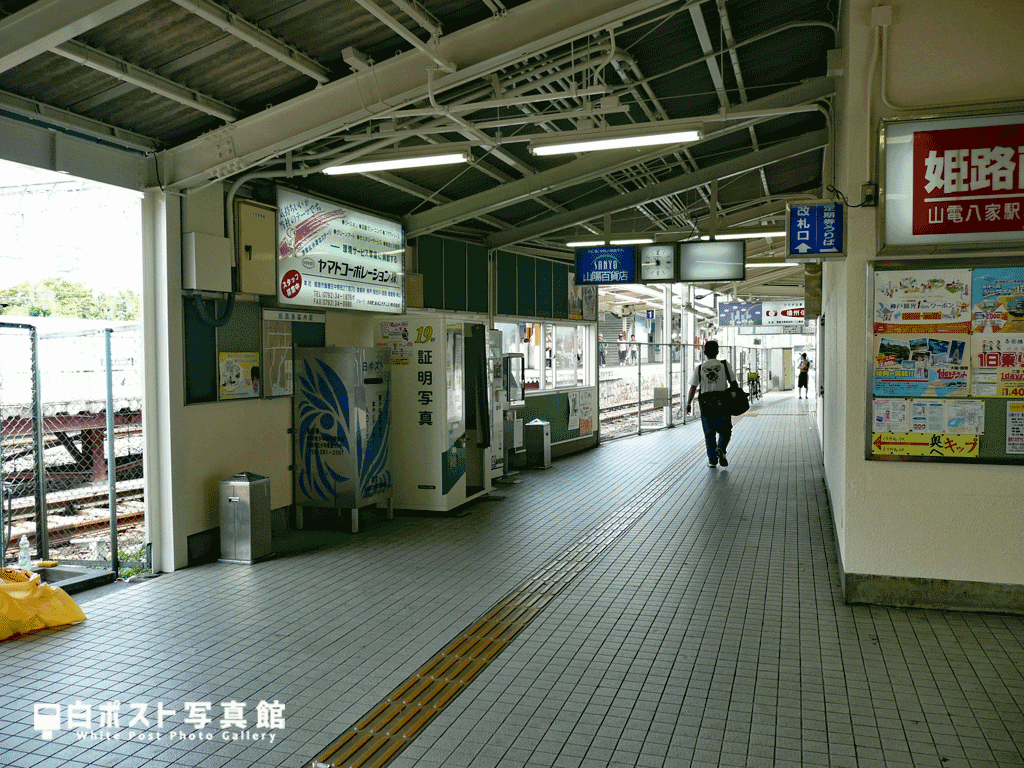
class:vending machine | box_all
[375,314,503,512]
[293,346,393,533]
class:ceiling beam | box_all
[404,78,833,237]
[159,0,707,188]
[485,129,828,249]
[0,0,148,74]
[54,39,242,122]
[0,88,157,151]
[169,0,331,84]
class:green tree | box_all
[0,278,139,320]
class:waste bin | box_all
[524,419,551,469]
[219,472,272,564]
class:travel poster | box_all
[873,268,971,333]
[971,334,1024,397]
[873,334,970,397]
[971,266,1024,333]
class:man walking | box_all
[686,340,738,468]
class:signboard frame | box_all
[276,187,405,313]
[785,199,845,258]
[880,112,1024,254]
[574,245,638,285]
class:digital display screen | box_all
[677,240,746,282]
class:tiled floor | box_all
[2,393,1023,768]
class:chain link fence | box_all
[0,321,146,575]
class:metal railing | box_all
[599,343,768,441]
[0,322,146,575]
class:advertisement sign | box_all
[219,352,260,400]
[873,268,971,333]
[872,334,970,397]
[971,266,1024,333]
[277,189,404,313]
[574,246,637,285]
[762,300,805,325]
[883,114,1024,247]
[578,389,594,436]
[719,302,762,326]
[913,123,1024,236]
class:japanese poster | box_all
[971,266,1024,333]
[262,320,293,397]
[761,300,806,325]
[1007,401,1024,454]
[910,400,946,433]
[260,309,324,397]
[872,398,909,433]
[872,334,970,397]
[378,321,413,365]
[971,335,1024,397]
[578,389,594,436]
[873,268,971,333]
[946,400,985,435]
[567,391,580,431]
[219,352,260,400]
[913,123,1024,236]
[871,433,980,458]
[277,188,404,313]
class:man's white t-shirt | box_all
[689,358,734,393]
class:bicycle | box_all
[747,372,762,401]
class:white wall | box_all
[828,0,1024,585]
[144,186,378,570]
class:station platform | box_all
[2,392,1023,768]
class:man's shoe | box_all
[718,450,728,467]
[708,461,718,468]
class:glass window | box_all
[494,318,593,391]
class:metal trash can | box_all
[219,472,272,564]
[524,419,552,469]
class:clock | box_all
[638,244,676,283]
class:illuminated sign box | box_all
[574,245,637,285]
[677,240,746,282]
[276,188,405,313]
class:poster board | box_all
[869,262,1024,463]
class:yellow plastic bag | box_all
[0,568,86,641]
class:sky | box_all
[0,159,143,294]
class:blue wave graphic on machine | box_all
[296,356,391,505]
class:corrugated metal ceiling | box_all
[0,0,839,285]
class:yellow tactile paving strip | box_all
[306,442,707,768]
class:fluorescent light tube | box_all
[323,152,468,175]
[531,130,701,156]
[566,241,607,248]
[610,238,654,245]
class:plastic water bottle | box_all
[18,535,30,567]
